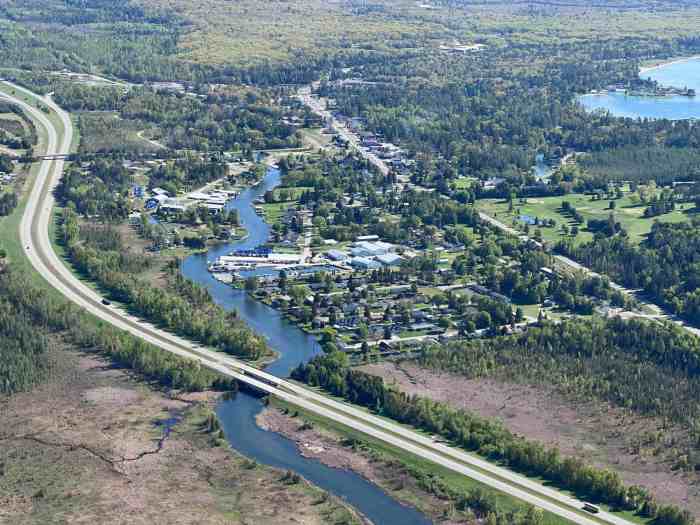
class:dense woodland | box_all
[59,212,270,361]
[0,267,235,394]
[579,146,700,186]
[560,221,700,325]
[292,350,692,525]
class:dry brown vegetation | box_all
[258,403,473,524]
[358,361,700,517]
[0,345,362,525]
[137,0,700,68]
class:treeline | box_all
[559,220,700,325]
[53,83,301,153]
[291,351,692,525]
[424,314,700,420]
[0,192,18,217]
[579,146,700,186]
[55,159,132,220]
[59,212,270,361]
[0,153,14,173]
[0,267,235,394]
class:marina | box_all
[181,166,432,525]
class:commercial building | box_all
[326,249,349,261]
[376,253,403,267]
[351,241,395,257]
[350,257,382,270]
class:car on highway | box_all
[582,503,600,514]
[101,298,112,306]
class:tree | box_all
[244,276,259,292]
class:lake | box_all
[578,57,700,120]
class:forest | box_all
[292,350,692,525]
[0,266,235,394]
[559,220,700,325]
[59,211,270,361]
[579,146,700,186]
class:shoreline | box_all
[639,55,700,75]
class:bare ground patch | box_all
[0,348,363,525]
[258,404,473,524]
[358,361,700,516]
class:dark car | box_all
[101,299,112,306]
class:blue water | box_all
[182,167,431,525]
[578,57,700,119]
[532,153,552,181]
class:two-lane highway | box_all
[4,80,638,525]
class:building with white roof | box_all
[350,257,382,270]
[326,249,349,261]
[376,253,403,267]
[351,241,395,257]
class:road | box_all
[299,87,389,176]
[297,87,700,339]
[3,80,637,525]
[478,211,700,337]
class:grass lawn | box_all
[477,192,692,246]
[260,201,290,227]
[259,187,311,228]
[453,176,478,190]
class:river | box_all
[578,57,700,119]
[181,167,431,525]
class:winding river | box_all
[181,167,431,525]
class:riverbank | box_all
[257,402,465,523]
[183,166,435,525]
[0,346,363,525]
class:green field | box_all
[477,192,693,246]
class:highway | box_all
[3,80,637,525]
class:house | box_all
[408,322,439,333]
